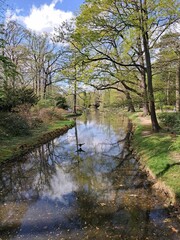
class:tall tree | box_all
[155,32,180,110]
[3,21,28,88]
[70,0,180,131]
[26,31,66,98]
[55,49,85,114]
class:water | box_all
[0,110,180,240]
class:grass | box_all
[47,120,74,130]
[162,166,180,199]
[129,112,180,203]
[0,120,74,164]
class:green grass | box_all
[129,113,180,202]
[134,129,172,174]
[0,120,74,164]
[47,120,73,130]
[162,166,180,199]
[170,135,180,151]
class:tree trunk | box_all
[176,60,180,112]
[35,75,38,95]
[143,35,160,131]
[74,121,79,153]
[38,69,42,99]
[73,78,77,114]
[126,91,135,112]
[139,59,150,116]
[166,72,171,105]
[141,0,161,131]
[137,35,150,116]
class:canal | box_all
[0,110,180,239]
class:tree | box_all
[79,60,138,111]
[70,0,180,131]
[56,49,86,113]
[25,31,67,99]
[3,21,29,88]
[155,32,180,110]
[0,23,19,108]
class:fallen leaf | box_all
[100,202,106,206]
[170,226,178,233]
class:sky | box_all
[6,0,85,33]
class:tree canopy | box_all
[0,0,180,131]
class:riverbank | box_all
[0,119,75,164]
[128,112,180,211]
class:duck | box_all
[76,143,85,152]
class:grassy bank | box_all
[0,111,75,164]
[129,112,180,204]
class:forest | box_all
[0,0,180,148]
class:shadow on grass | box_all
[157,162,180,177]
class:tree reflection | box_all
[0,140,60,203]
[1,111,178,240]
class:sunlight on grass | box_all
[130,113,180,201]
[162,166,180,200]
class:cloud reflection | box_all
[41,166,77,202]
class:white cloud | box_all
[6,0,73,34]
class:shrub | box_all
[0,112,31,136]
[158,112,180,133]
[0,86,38,111]
[36,99,55,109]
[56,96,69,110]
[38,107,65,123]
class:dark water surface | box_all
[0,110,180,240]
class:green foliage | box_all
[0,86,38,111]
[0,54,18,79]
[18,88,39,105]
[55,95,69,109]
[0,117,74,163]
[161,105,174,111]
[36,99,55,108]
[0,112,31,137]
[0,23,19,79]
[158,112,180,133]
[154,31,179,109]
[36,96,69,110]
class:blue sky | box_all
[7,0,85,14]
[6,0,85,33]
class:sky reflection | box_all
[41,166,77,202]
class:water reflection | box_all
[0,110,180,240]
[42,167,77,201]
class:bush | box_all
[56,96,69,110]
[0,86,38,111]
[158,112,180,133]
[36,99,55,109]
[0,112,31,136]
[30,117,43,128]
[38,107,65,123]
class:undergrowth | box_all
[0,106,74,163]
[158,112,180,134]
